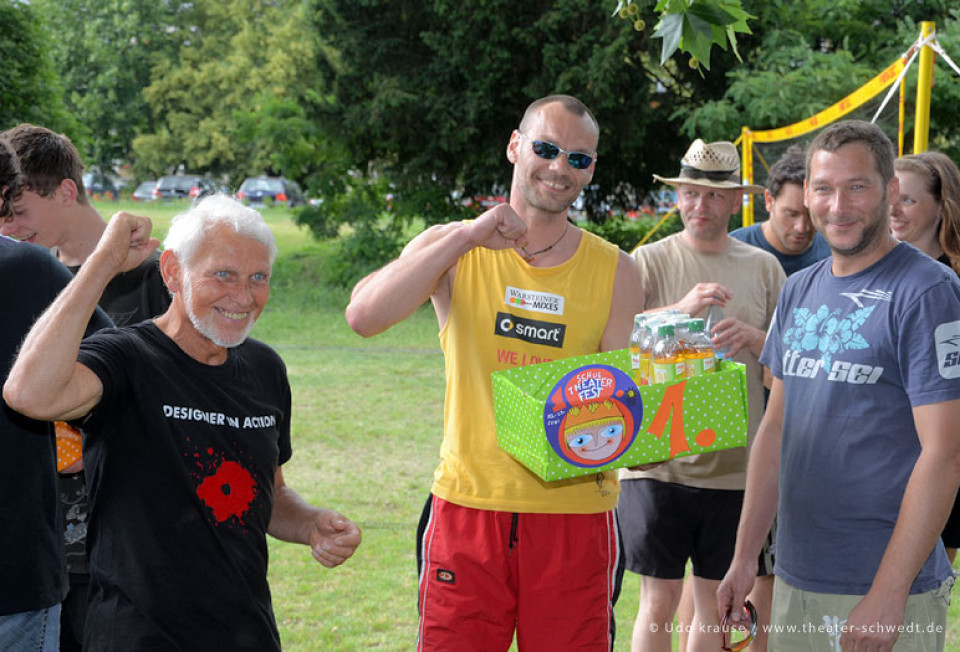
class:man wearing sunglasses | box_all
[720,121,960,650]
[347,94,643,650]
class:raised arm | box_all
[840,398,960,650]
[345,203,527,337]
[600,250,643,352]
[3,212,159,422]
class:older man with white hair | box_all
[4,195,361,651]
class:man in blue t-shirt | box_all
[730,147,831,277]
[718,121,960,650]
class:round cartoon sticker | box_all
[543,364,642,467]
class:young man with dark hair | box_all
[730,146,830,277]
[0,124,170,650]
[0,139,113,652]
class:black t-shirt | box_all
[66,250,170,327]
[77,322,292,650]
[0,238,112,615]
[62,250,171,575]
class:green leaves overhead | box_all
[615,0,753,70]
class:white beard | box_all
[180,273,255,348]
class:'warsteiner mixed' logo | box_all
[935,320,960,379]
[494,311,566,348]
[504,286,565,316]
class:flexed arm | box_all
[346,203,527,336]
[4,212,159,422]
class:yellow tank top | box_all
[434,229,621,513]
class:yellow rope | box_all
[632,207,678,253]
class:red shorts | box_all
[416,495,624,651]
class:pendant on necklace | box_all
[518,222,569,262]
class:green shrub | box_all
[581,212,682,253]
[324,218,406,288]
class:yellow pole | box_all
[913,21,935,154]
[740,126,754,226]
[898,70,906,157]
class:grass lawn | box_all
[96,199,960,650]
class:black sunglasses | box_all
[517,130,595,170]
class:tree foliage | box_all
[680,1,960,153]
[31,0,191,171]
[131,0,335,184]
[0,1,76,135]
[614,0,754,71]
[8,0,960,286]
[305,0,740,223]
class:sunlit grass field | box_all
[97,199,960,650]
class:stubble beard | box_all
[824,201,889,258]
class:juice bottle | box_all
[629,314,645,385]
[684,318,716,377]
[652,323,685,383]
[639,321,661,385]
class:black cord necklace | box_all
[519,222,569,262]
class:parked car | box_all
[131,180,158,202]
[82,169,120,201]
[153,174,221,200]
[236,176,305,207]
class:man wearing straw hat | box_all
[618,139,785,650]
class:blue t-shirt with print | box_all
[761,242,960,595]
[730,223,831,277]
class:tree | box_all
[0,1,76,135]
[679,1,960,152]
[287,0,757,284]
[31,0,192,172]
[131,0,335,184]
[305,0,744,221]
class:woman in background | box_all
[893,150,960,561]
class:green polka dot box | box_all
[491,349,748,482]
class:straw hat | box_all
[653,139,764,194]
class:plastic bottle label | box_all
[685,354,716,377]
[685,357,704,377]
[653,360,685,384]
[638,357,650,385]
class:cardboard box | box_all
[492,349,748,481]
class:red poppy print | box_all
[196,460,257,523]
